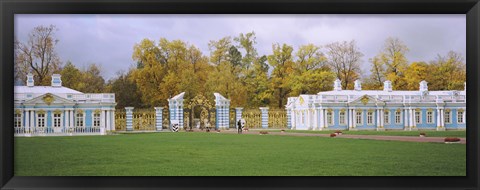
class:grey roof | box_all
[14,86,83,94]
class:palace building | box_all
[286,79,466,131]
[14,73,116,136]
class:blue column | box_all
[125,107,134,131]
[154,107,163,131]
[260,107,269,129]
[286,108,292,129]
[235,107,243,129]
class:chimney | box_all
[383,80,392,92]
[333,79,342,91]
[354,80,362,91]
[26,73,34,87]
[51,74,62,87]
[419,80,428,92]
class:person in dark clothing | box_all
[237,119,243,134]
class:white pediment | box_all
[349,94,384,106]
[23,93,75,105]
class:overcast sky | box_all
[15,14,466,80]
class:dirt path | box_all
[214,130,466,144]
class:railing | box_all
[268,109,287,128]
[115,110,126,131]
[14,93,115,103]
[14,126,102,136]
[132,108,156,131]
[242,109,262,128]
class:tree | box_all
[59,61,82,90]
[15,25,62,85]
[403,61,429,90]
[378,37,409,90]
[363,56,386,90]
[268,43,294,109]
[427,51,466,90]
[106,70,143,108]
[81,64,105,93]
[208,37,232,66]
[325,40,363,90]
[288,44,334,96]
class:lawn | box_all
[15,132,465,176]
[266,129,466,137]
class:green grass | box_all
[265,129,466,137]
[15,132,465,176]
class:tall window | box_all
[339,112,346,125]
[301,111,305,124]
[367,112,374,125]
[356,112,362,125]
[53,113,61,128]
[384,111,390,124]
[76,113,84,127]
[444,110,451,124]
[37,113,45,128]
[457,110,464,124]
[415,111,421,124]
[395,111,401,124]
[426,111,433,124]
[93,113,101,127]
[327,112,333,125]
[14,113,22,128]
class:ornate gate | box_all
[183,94,216,130]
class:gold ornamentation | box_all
[368,109,375,112]
[340,108,346,113]
[327,108,333,113]
[15,109,22,114]
[415,108,421,112]
[42,93,54,105]
[427,108,433,112]
[396,108,402,113]
[37,109,46,115]
[94,109,102,114]
[356,109,363,112]
[458,108,464,112]
[299,96,305,105]
[360,95,369,105]
[445,108,451,112]
[75,109,84,114]
[53,109,62,115]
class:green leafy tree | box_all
[268,43,294,109]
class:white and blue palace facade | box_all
[14,73,117,136]
[286,79,466,131]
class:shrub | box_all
[420,132,426,136]
[444,137,461,142]
[335,130,342,134]
[330,133,337,137]
[259,131,269,135]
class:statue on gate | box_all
[171,120,179,132]
[237,118,246,134]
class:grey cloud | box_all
[15,14,465,80]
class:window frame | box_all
[14,113,22,128]
[444,110,451,124]
[457,110,464,124]
[384,111,390,124]
[339,111,346,125]
[53,113,62,128]
[326,111,334,125]
[75,113,85,127]
[395,111,402,124]
[415,111,422,124]
[367,111,374,125]
[355,111,363,125]
[426,111,433,124]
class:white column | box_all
[436,108,441,128]
[291,110,296,129]
[112,109,116,131]
[319,109,324,129]
[30,110,35,131]
[352,109,357,128]
[106,110,111,131]
[313,109,318,130]
[25,110,30,131]
[440,109,444,127]
[376,108,380,128]
[70,110,74,128]
[379,108,384,127]
[404,108,408,129]
[412,109,416,128]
